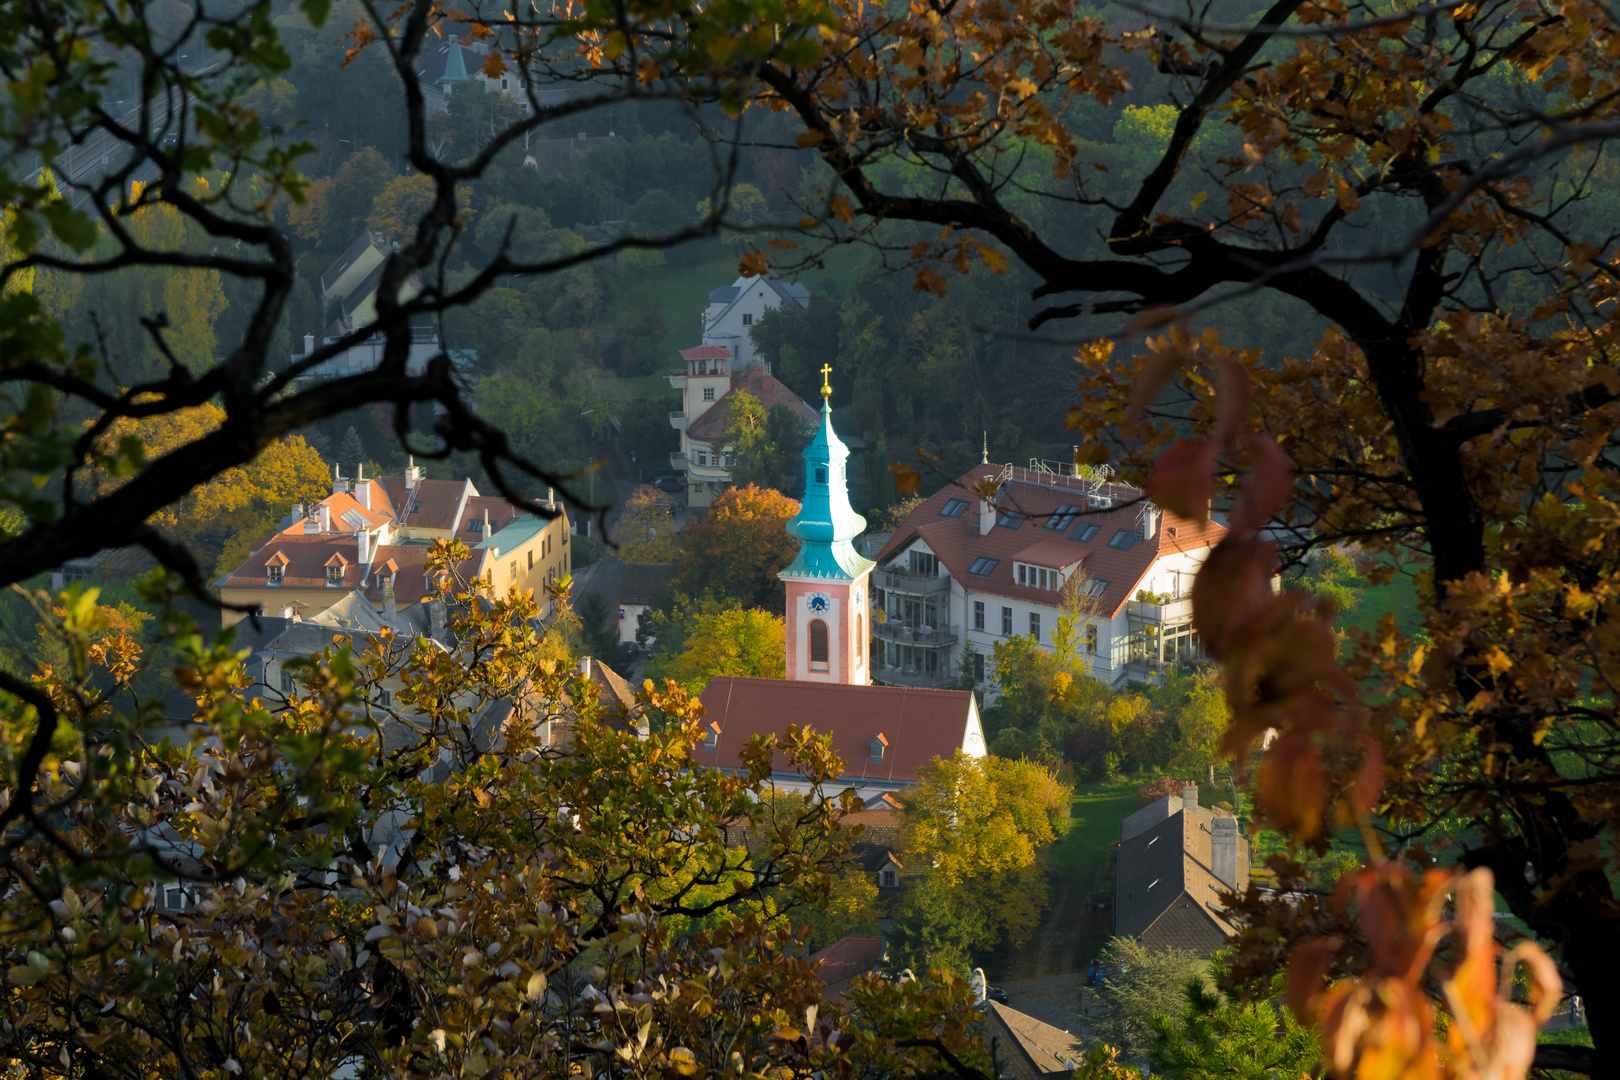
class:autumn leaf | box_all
[1150,439,1218,521]
[888,462,922,496]
[913,267,948,297]
[738,250,770,277]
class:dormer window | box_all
[267,565,284,585]
[1015,563,1060,590]
[702,722,720,752]
[869,733,888,763]
[880,868,898,888]
[326,565,342,585]
[468,518,483,534]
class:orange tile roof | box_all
[808,937,884,1001]
[223,534,370,590]
[400,478,473,532]
[685,364,818,443]
[680,345,733,361]
[458,495,528,541]
[875,465,1227,618]
[693,677,976,785]
[1011,538,1089,569]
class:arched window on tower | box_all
[856,615,863,662]
[809,619,829,672]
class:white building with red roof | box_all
[871,461,1228,689]
[667,345,817,508]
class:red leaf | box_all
[1286,936,1341,1022]
[1150,439,1217,521]
[1212,351,1253,450]
[1256,732,1324,838]
[1190,537,1275,658]
[1230,433,1292,533]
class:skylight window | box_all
[996,511,1025,529]
[1047,504,1080,530]
[939,498,969,518]
[1071,522,1100,543]
[968,556,1000,576]
[1085,578,1110,597]
[1108,529,1135,549]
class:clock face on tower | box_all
[807,593,830,614]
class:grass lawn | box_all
[977,776,1142,983]
[1334,555,1426,640]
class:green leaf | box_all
[299,0,331,27]
[39,201,95,253]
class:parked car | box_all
[986,985,1009,1004]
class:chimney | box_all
[383,579,397,617]
[482,507,491,539]
[428,596,446,641]
[303,333,314,358]
[1073,446,1081,478]
[1212,816,1240,889]
[979,489,996,537]
[357,464,370,510]
[1142,504,1162,540]
[406,455,421,492]
[1182,783,1198,811]
[358,529,372,581]
[280,605,296,620]
[547,487,556,511]
[579,656,592,681]
[319,504,331,533]
[290,502,304,521]
[332,464,345,496]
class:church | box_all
[692,370,987,803]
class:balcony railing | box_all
[1125,597,1195,623]
[670,452,687,470]
[667,370,687,389]
[874,567,952,595]
[669,410,687,430]
[873,621,959,647]
[872,664,959,690]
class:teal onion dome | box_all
[780,394,875,581]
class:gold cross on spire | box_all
[820,363,833,399]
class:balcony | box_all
[669,410,687,430]
[667,370,687,390]
[874,567,953,596]
[873,621,959,648]
[872,663,959,690]
[1125,597,1195,623]
[670,452,688,470]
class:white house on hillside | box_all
[870,461,1229,691]
[699,273,810,367]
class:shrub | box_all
[1137,775,1188,805]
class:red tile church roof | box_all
[693,677,976,784]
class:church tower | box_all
[780,367,875,684]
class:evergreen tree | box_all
[1148,967,1320,1080]
[336,425,366,472]
[575,591,629,667]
